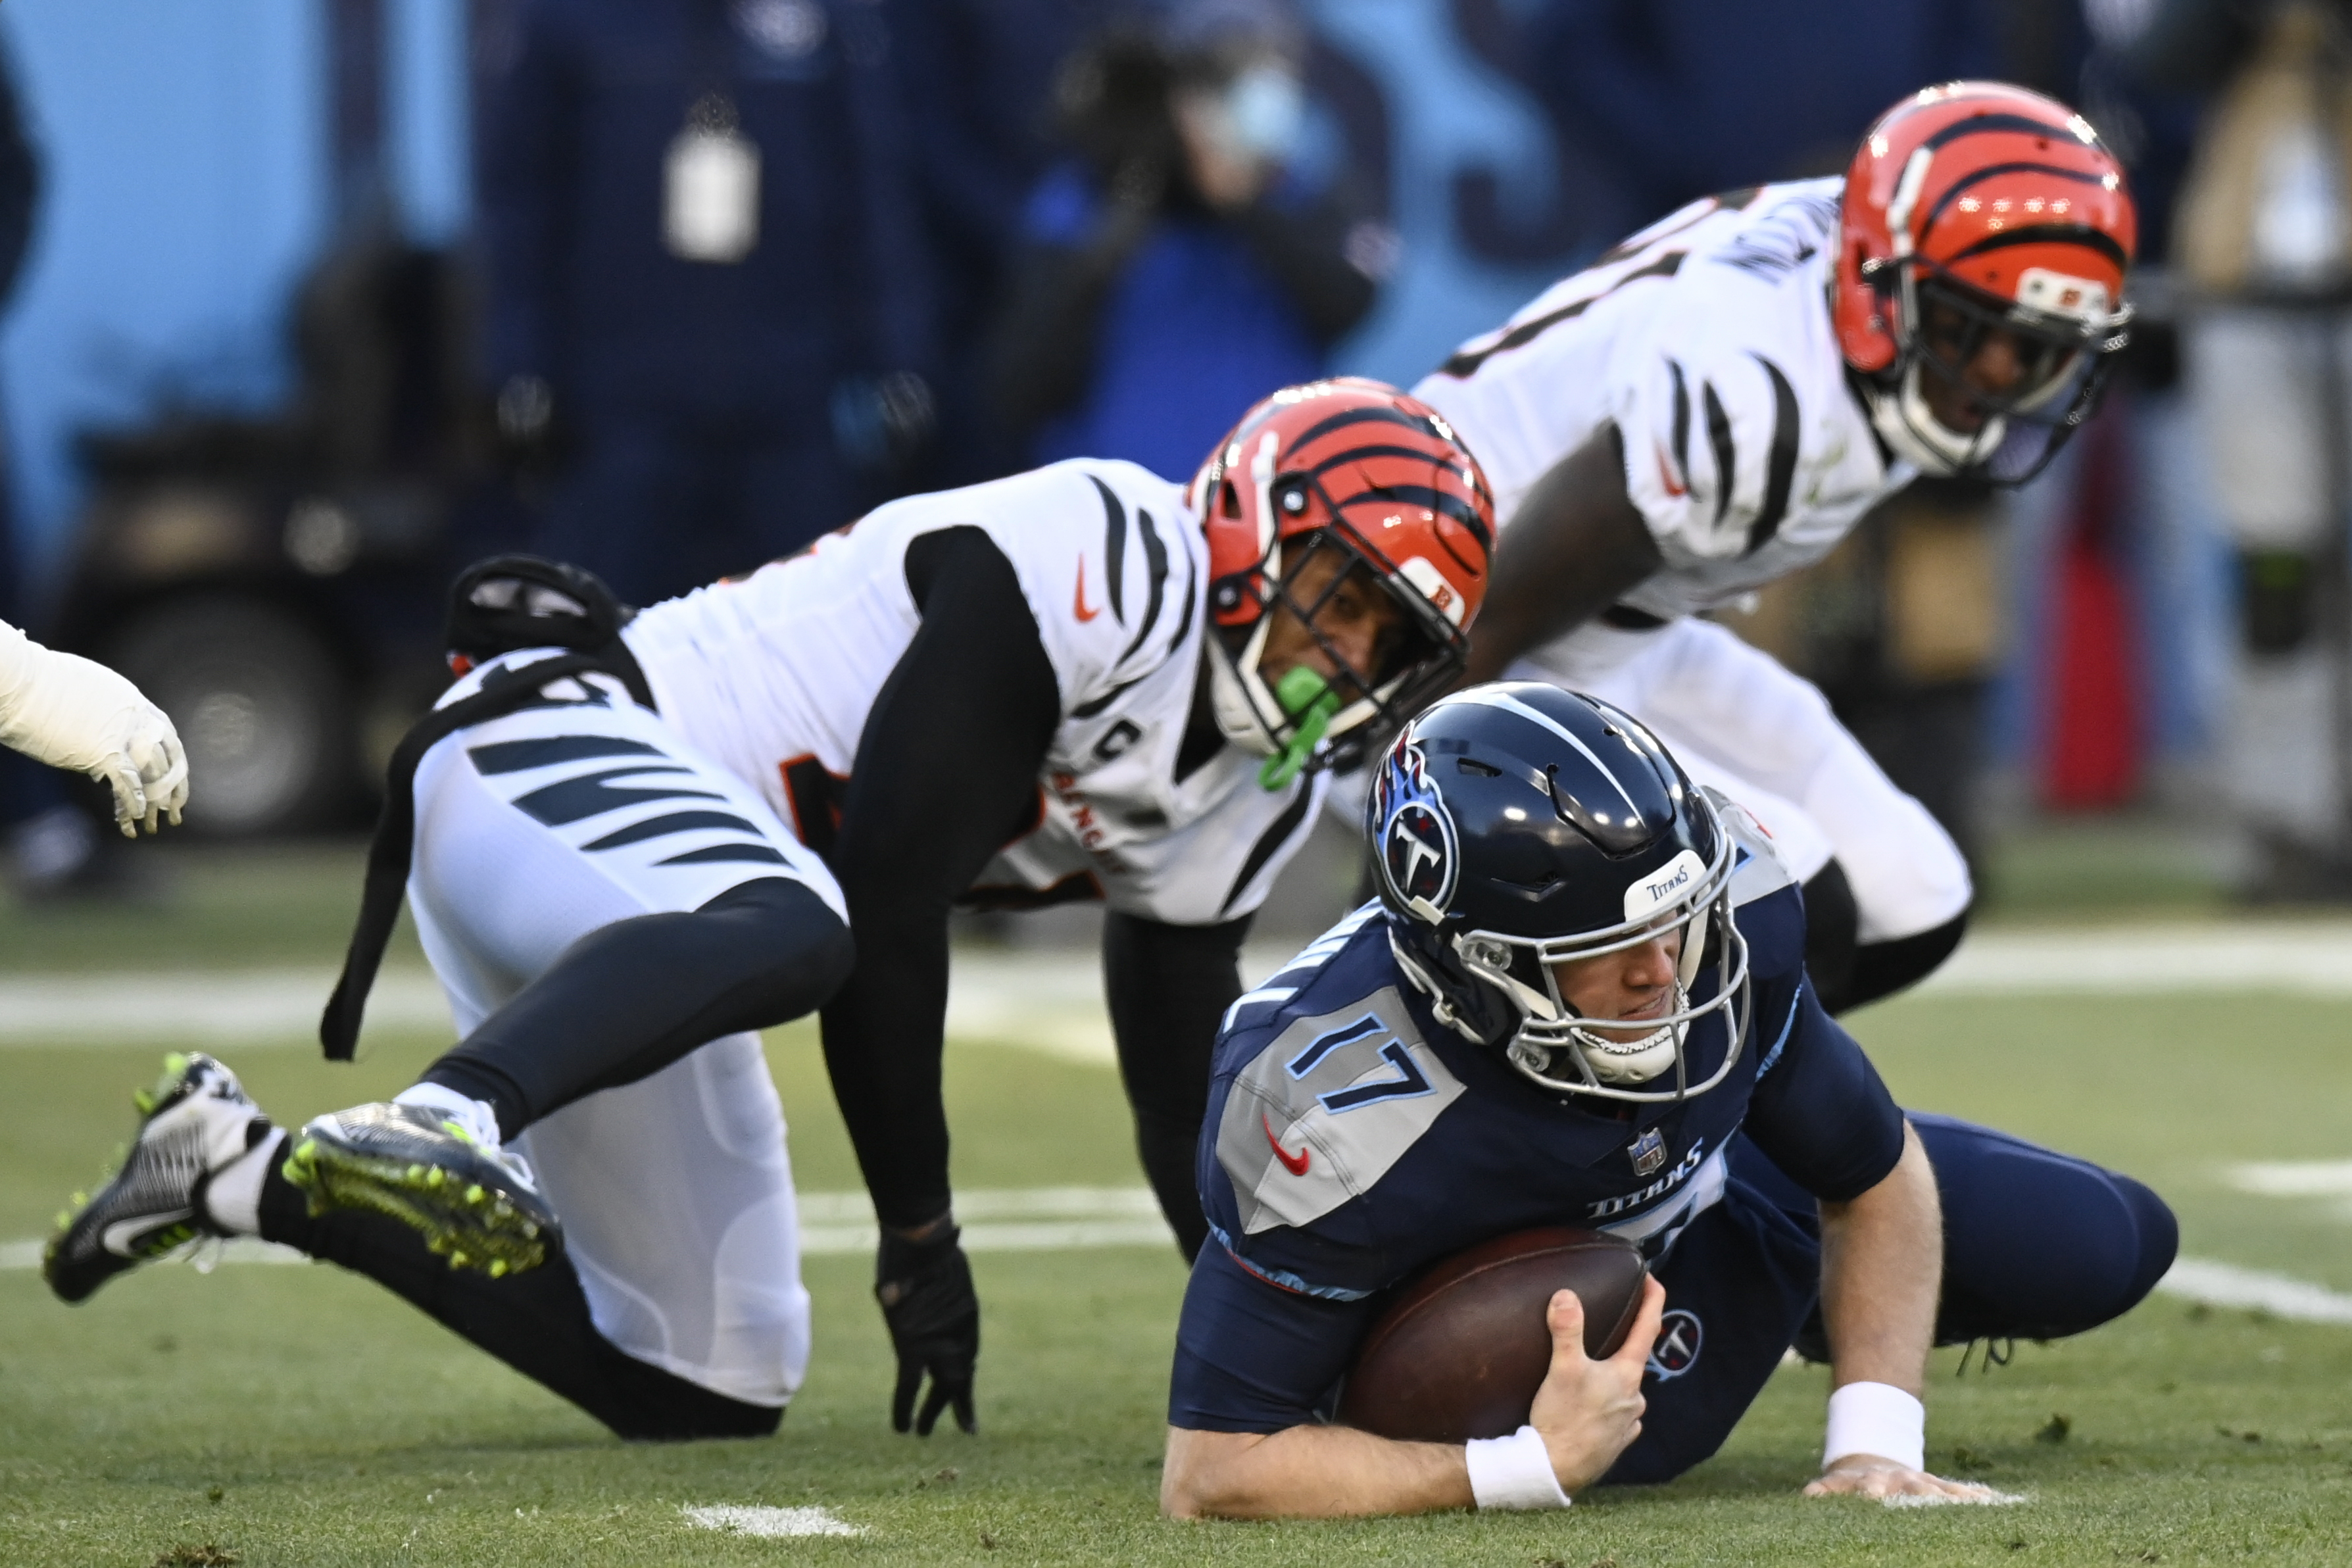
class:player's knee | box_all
[2028,1171,2177,1333]
[605,1375,786,1442]
[2110,1173,2180,1315]
[1933,1123,2176,1338]
[794,906,857,1006]
[704,877,857,1023]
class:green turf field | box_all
[4,846,2351,1565]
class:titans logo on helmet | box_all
[1374,739,1457,922]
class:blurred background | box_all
[0,0,2339,931]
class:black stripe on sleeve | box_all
[656,843,791,867]
[1071,677,1143,720]
[1702,381,1736,531]
[1117,508,1170,666]
[1090,474,1128,626]
[470,735,664,775]
[513,767,725,826]
[1166,566,1196,662]
[1747,355,1800,554]
[1669,358,1691,483]
[1221,783,1315,916]
[1438,253,1685,378]
[582,810,764,851]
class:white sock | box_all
[393,1081,502,1146]
[202,1127,286,1237]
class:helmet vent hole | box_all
[1220,481,1242,519]
[1455,757,1502,777]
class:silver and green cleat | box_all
[45,1051,272,1305]
[282,1103,559,1277]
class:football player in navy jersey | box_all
[1162,685,2174,1517]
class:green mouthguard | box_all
[1259,666,1340,790]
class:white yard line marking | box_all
[0,970,451,1046]
[2224,1160,2352,1198]
[1,1188,1171,1270]
[7,925,2352,1055]
[2155,1257,2352,1324]
[801,1219,1174,1255]
[1916,923,2352,996]
[683,1505,862,1538]
[0,1237,305,1271]
[796,1185,1161,1224]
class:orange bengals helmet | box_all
[1834,82,2136,483]
[1188,378,1494,781]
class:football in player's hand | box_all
[1336,1227,1648,1444]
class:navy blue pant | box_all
[539,418,864,608]
[1601,1113,2177,1485]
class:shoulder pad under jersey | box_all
[1705,785,1797,910]
[1213,981,1466,1240]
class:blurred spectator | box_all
[1982,2,2218,826]
[1527,0,2001,218]
[896,0,1116,486]
[475,0,939,606]
[0,44,103,898]
[986,0,1384,479]
[2131,0,2352,889]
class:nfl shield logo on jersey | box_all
[1627,1127,1667,1177]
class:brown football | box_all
[1335,1227,1648,1444]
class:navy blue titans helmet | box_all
[1367,682,1750,1102]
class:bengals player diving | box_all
[1415,82,2136,1013]
[43,379,1493,1445]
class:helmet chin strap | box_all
[1207,618,1284,758]
[1865,362,2005,476]
[1564,992,1689,1086]
[1206,633,1340,788]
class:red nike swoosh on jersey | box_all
[1656,443,1688,498]
[1263,1112,1310,1176]
[1073,557,1102,622]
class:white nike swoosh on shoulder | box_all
[103,1210,193,1256]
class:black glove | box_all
[875,1223,979,1435]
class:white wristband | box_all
[1464,1425,1571,1511]
[1823,1381,1925,1473]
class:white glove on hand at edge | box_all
[0,620,189,836]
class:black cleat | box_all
[45,1052,272,1304]
[281,1102,559,1276]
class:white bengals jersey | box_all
[622,458,1327,927]
[1413,178,1913,622]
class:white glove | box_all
[0,620,189,836]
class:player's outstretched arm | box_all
[823,527,1062,1436]
[1163,1277,1664,1519]
[1460,425,1662,685]
[0,618,188,835]
[1806,1119,1993,1502]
